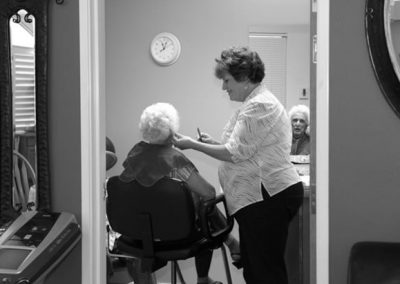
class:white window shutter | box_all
[11,45,36,135]
[249,33,287,107]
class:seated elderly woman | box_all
[120,102,240,284]
[288,104,311,155]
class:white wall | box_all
[105,0,309,282]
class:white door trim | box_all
[79,0,106,283]
[316,0,330,283]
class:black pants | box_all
[234,182,304,284]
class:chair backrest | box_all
[106,176,197,243]
[348,241,400,284]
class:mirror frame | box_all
[365,0,400,118]
[0,0,51,223]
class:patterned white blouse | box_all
[218,85,301,215]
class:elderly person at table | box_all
[288,104,310,155]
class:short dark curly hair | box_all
[214,46,265,84]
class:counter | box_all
[286,156,311,284]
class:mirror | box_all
[10,9,37,212]
[365,0,400,118]
[386,0,400,81]
[0,0,60,225]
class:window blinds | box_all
[249,33,287,107]
[11,45,36,135]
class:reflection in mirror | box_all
[386,0,400,81]
[9,10,37,212]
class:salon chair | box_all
[347,241,400,284]
[106,175,234,284]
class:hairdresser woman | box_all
[173,46,304,284]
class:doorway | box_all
[79,0,329,283]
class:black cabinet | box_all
[285,189,310,284]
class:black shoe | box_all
[231,253,243,269]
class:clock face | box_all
[150,32,181,66]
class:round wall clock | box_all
[150,32,181,66]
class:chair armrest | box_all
[199,194,234,244]
[106,224,117,254]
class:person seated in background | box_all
[288,104,310,155]
[106,136,118,280]
[119,102,240,284]
[106,136,118,171]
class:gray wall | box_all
[330,0,400,283]
[45,1,81,283]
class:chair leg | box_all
[176,261,186,284]
[220,245,233,284]
[171,261,177,284]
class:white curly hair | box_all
[288,104,310,125]
[139,102,180,144]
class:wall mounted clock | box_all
[150,32,181,66]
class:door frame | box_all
[315,0,330,283]
[79,1,106,283]
[79,1,330,283]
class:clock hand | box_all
[161,41,167,51]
